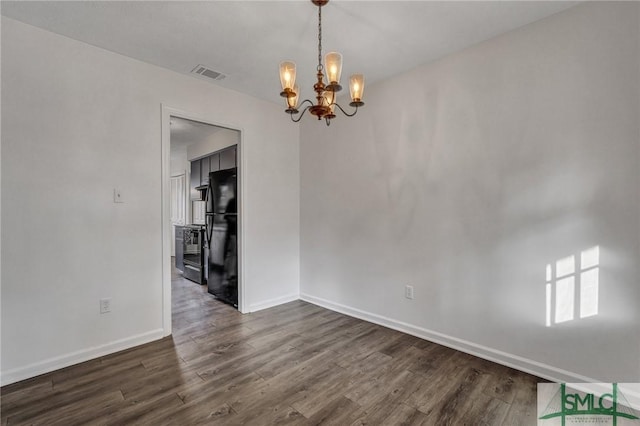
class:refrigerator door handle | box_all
[205,180,214,247]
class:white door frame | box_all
[161,104,246,336]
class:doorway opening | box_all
[161,106,244,336]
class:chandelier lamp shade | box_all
[279,0,365,126]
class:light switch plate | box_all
[114,189,124,203]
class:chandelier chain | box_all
[317,3,323,72]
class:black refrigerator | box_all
[205,168,238,307]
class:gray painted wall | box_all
[300,2,639,382]
[1,17,300,384]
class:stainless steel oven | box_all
[183,225,205,284]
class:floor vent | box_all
[191,64,226,81]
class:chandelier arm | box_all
[289,101,314,123]
[326,90,336,105]
[333,102,359,117]
[299,98,314,109]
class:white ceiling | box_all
[1,1,579,105]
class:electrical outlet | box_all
[114,189,124,203]
[100,298,112,314]
[405,285,414,300]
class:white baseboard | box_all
[0,328,165,386]
[300,293,599,384]
[248,293,300,313]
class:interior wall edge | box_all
[300,293,599,384]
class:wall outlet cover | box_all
[114,189,124,203]
[405,285,414,300]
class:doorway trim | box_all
[161,104,246,336]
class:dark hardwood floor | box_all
[1,263,541,425]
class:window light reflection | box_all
[545,246,600,327]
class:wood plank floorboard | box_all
[1,261,543,425]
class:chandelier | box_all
[279,0,365,126]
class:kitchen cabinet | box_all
[189,146,237,201]
[201,155,212,185]
[210,153,220,173]
[190,160,201,200]
[220,146,236,170]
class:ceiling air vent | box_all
[191,64,226,81]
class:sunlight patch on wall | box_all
[579,246,599,319]
[545,246,599,327]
